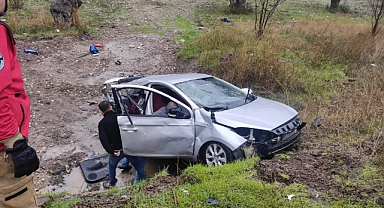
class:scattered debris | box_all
[287,194,294,200]
[311,116,323,129]
[65,164,71,174]
[87,101,99,106]
[221,17,231,23]
[24,49,39,55]
[94,43,103,48]
[197,22,204,29]
[77,44,99,58]
[119,194,131,203]
[205,197,220,205]
[115,60,122,65]
[181,188,189,195]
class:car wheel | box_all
[202,142,234,166]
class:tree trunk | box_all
[330,0,340,9]
[50,0,83,26]
[229,0,246,9]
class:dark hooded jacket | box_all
[98,110,123,154]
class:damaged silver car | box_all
[102,73,306,166]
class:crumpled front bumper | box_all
[242,122,306,158]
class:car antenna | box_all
[245,79,252,103]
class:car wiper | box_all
[244,80,257,103]
[204,105,229,112]
[245,94,256,102]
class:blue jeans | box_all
[119,157,130,167]
[108,150,128,186]
[108,150,146,185]
[126,155,146,183]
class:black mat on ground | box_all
[79,154,109,183]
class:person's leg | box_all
[127,156,146,183]
[135,157,146,183]
[118,157,130,169]
[108,151,125,186]
[0,150,38,208]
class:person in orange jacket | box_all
[0,1,40,207]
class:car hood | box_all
[213,97,298,131]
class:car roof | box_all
[120,73,213,86]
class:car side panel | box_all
[192,109,247,160]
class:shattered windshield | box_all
[175,77,250,109]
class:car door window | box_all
[113,88,147,115]
[114,87,190,119]
[151,84,190,108]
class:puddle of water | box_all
[46,166,136,194]
[50,167,88,194]
[43,158,194,195]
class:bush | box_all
[9,0,24,9]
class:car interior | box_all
[115,85,191,119]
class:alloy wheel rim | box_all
[205,143,227,166]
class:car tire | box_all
[233,148,246,160]
[201,142,235,166]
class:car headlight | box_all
[232,128,278,143]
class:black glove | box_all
[5,136,40,178]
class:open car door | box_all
[111,85,195,159]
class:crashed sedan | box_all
[102,73,306,166]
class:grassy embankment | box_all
[5,0,383,207]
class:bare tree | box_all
[367,0,384,35]
[50,0,83,26]
[254,0,285,35]
[330,0,341,9]
[230,0,247,10]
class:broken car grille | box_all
[271,115,301,136]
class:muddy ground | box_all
[11,0,382,207]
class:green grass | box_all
[41,192,82,208]
[42,157,383,207]
[124,158,317,208]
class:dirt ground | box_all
[12,0,381,207]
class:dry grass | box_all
[72,4,81,28]
[190,20,378,95]
[9,0,24,9]
[279,20,372,67]
[305,66,384,135]
[6,7,54,35]
[6,4,85,36]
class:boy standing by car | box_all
[98,101,146,187]
[0,1,40,207]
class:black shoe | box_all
[118,164,133,171]
[103,182,116,189]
